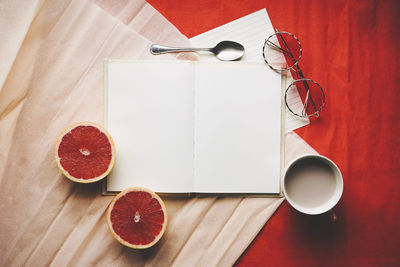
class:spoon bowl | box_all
[211,41,245,61]
[150,41,245,61]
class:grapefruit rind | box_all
[106,187,168,249]
[54,122,116,183]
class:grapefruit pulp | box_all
[107,187,168,249]
[55,122,115,183]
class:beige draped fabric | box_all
[0,0,316,266]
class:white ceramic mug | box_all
[282,154,344,215]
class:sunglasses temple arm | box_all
[275,28,320,117]
[276,32,298,69]
[296,67,319,117]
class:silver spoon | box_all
[150,41,245,61]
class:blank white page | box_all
[193,62,282,193]
[106,61,194,193]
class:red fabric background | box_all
[147,0,400,265]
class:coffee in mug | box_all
[282,154,343,215]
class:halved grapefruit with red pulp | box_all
[55,122,115,183]
[107,187,168,249]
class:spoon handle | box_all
[150,44,210,54]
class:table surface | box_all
[147,0,400,266]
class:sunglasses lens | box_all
[286,79,325,117]
[263,32,302,71]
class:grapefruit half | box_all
[107,187,168,249]
[55,122,115,183]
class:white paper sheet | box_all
[190,9,309,132]
[106,61,282,193]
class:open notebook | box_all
[104,60,284,195]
